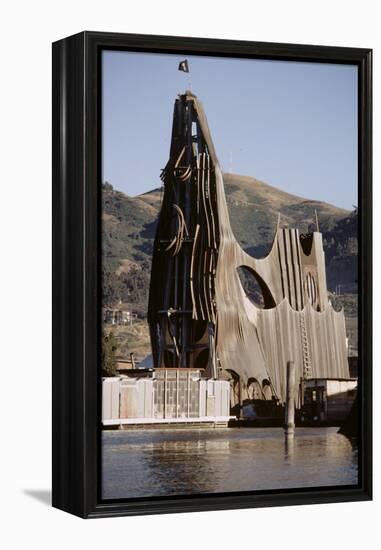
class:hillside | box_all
[218,173,349,257]
[102,174,357,314]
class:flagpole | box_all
[178,59,191,92]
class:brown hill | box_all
[102,175,357,312]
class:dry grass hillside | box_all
[102,175,358,360]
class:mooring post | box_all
[238,377,243,419]
[285,360,296,437]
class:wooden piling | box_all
[285,360,296,436]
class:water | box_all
[102,427,358,499]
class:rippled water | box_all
[102,427,358,499]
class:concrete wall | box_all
[119,378,154,419]
[102,377,120,421]
[205,379,231,417]
[102,371,231,423]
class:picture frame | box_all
[52,31,372,518]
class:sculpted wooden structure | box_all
[148,92,349,404]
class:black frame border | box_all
[52,31,372,518]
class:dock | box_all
[103,416,235,430]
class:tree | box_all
[102,331,118,377]
[102,268,121,306]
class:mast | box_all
[148,92,219,375]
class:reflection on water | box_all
[102,427,358,499]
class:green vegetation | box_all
[101,331,118,377]
[104,321,151,360]
[102,261,151,317]
[329,292,358,316]
[322,210,358,291]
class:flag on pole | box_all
[178,59,189,73]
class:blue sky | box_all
[102,50,358,210]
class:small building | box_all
[301,378,357,423]
[103,308,137,326]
